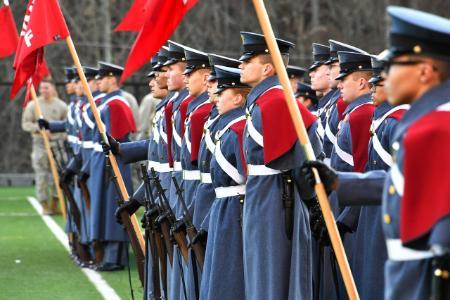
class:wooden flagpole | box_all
[251,0,359,299]
[29,84,67,219]
[64,36,146,254]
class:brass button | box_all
[389,185,396,195]
[383,214,391,224]
[373,160,377,165]
[392,142,400,151]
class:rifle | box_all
[106,154,145,287]
[51,146,92,264]
[150,168,189,263]
[78,176,91,211]
[140,164,163,299]
[171,176,205,270]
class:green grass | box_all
[0,186,145,300]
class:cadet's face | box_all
[207,80,218,104]
[298,96,312,109]
[385,55,431,106]
[328,62,340,89]
[239,57,265,87]
[289,78,298,93]
[99,76,110,93]
[185,69,207,97]
[337,75,359,103]
[167,63,186,91]
[216,88,240,115]
[310,64,330,93]
[150,77,167,99]
[65,82,75,94]
[88,79,98,92]
[370,80,387,106]
[75,81,84,96]
[155,66,168,90]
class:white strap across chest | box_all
[390,162,404,197]
[334,141,354,166]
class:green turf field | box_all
[0,186,144,300]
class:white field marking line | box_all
[0,212,36,217]
[27,197,121,300]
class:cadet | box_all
[352,55,409,300]
[322,40,366,165]
[22,78,68,214]
[239,31,322,299]
[110,49,171,300]
[309,43,332,139]
[90,62,136,271]
[179,46,212,300]
[303,6,450,300]
[200,65,250,299]
[191,54,241,240]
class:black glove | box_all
[60,168,75,185]
[301,160,338,195]
[115,198,141,224]
[38,118,50,130]
[78,171,89,183]
[101,133,120,155]
[192,229,208,246]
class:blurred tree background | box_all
[1,0,449,173]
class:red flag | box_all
[114,0,149,32]
[22,60,50,107]
[0,3,19,58]
[121,0,199,82]
[10,0,69,99]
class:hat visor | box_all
[334,72,349,81]
[377,49,394,62]
[183,67,195,75]
[239,53,254,62]
[368,76,383,85]
[163,58,178,66]
[147,71,156,78]
[208,74,217,82]
[214,87,226,94]
[308,62,322,71]
[324,58,338,65]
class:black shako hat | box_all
[214,65,250,94]
[309,43,330,70]
[163,41,187,66]
[383,6,450,61]
[335,51,373,80]
[96,61,124,79]
[147,54,159,78]
[83,66,99,81]
[368,54,385,85]
[295,82,317,102]
[239,31,295,62]
[183,47,210,75]
[153,46,170,71]
[286,65,307,79]
[208,54,240,81]
[326,40,368,64]
[64,67,76,83]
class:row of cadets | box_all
[302,6,450,300]
[238,31,323,299]
[90,62,136,271]
[179,47,213,299]
[162,41,191,300]
[200,65,250,299]
[320,40,365,165]
[107,48,172,299]
[350,54,409,300]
